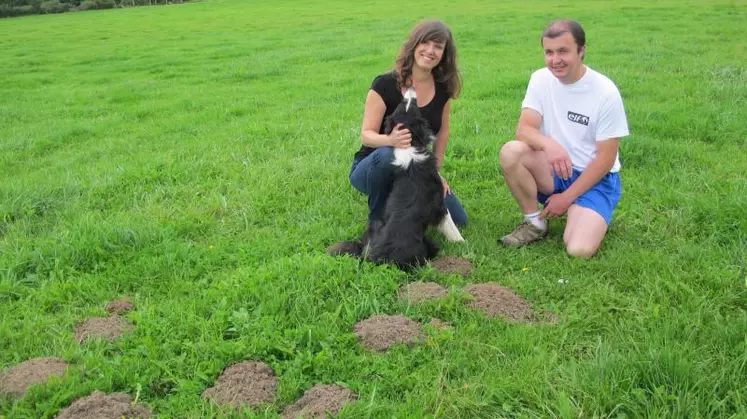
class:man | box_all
[498,19,629,258]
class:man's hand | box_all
[544,139,573,180]
[440,174,451,197]
[516,109,572,179]
[540,192,574,219]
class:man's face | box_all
[542,32,585,83]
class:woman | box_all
[349,19,468,228]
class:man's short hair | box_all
[541,19,586,51]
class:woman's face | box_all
[413,39,445,71]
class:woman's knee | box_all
[349,147,395,190]
[499,140,530,171]
[454,211,468,227]
[445,194,468,227]
[370,146,394,166]
[368,147,396,183]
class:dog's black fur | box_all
[356,94,449,272]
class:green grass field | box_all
[1,0,746,417]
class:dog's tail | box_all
[437,210,465,242]
[328,240,363,257]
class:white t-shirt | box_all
[521,66,629,173]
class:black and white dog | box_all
[358,88,464,271]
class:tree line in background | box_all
[1,0,190,18]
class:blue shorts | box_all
[537,169,621,225]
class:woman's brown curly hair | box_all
[394,20,462,99]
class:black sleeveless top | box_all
[353,72,450,161]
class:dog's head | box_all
[383,88,436,149]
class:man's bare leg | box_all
[499,140,555,213]
[498,140,555,246]
[563,204,608,258]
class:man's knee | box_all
[564,205,609,259]
[565,239,599,259]
[499,140,530,171]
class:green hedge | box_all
[0,0,187,17]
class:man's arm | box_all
[361,90,411,149]
[564,85,627,200]
[563,138,619,200]
[541,138,619,220]
[516,108,549,150]
[516,108,573,180]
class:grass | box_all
[1,0,746,417]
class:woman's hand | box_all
[440,174,451,197]
[388,123,412,149]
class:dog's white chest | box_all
[392,147,427,169]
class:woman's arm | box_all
[361,90,411,148]
[433,99,451,169]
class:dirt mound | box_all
[74,315,134,343]
[55,391,152,419]
[430,257,473,277]
[353,315,423,351]
[281,384,357,419]
[202,362,277,408]
[397,282,448,303]
[427,318,452,331]
[0,357,69,398]
[326,241,361,257]
[105,297,134,315]
[464,283,533,322]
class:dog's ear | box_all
[383,114,395,135]
[384,101,408,134]
[409,116,435,148]
[409,122,426,147]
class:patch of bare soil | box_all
[202,362,277,408]
[0,357,69,398]
[353,315,423,351]
[464,283,533,322]
[55,391,152,419]
[74,315,134,343]
[105,297,134,315]
[397,282,448,303]
[430,257,473,277]
[281,384,357,419]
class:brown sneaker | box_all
[500,220,548,247]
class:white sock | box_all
[524,211,547,230]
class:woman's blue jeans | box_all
[349,147,468,226]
